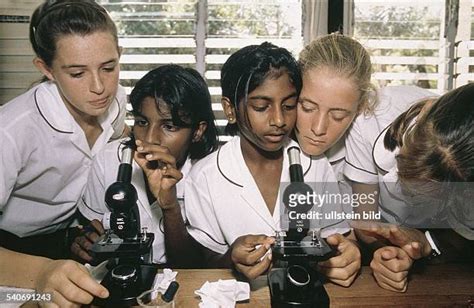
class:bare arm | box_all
[162,204,205,268]
[134,139,205,268]
[201,244,233,269]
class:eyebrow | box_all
[248,92,298,102]
[299,97,352,113]
[134,112,173,122]
[61,59,118,69]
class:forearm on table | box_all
[0,247,52,289]
[162,205,204,268]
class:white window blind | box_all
[99,0,303,140]
[353,0,473,94]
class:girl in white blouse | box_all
[0,1,126,306]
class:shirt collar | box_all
[373,116,418,174]
[35,82,75,134]
[217,135,312,187]
[35,82,121,134]
[372,125,398,173]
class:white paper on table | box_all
[195,279,250,308]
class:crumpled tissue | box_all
[195,279,250,308]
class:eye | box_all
[102,66,116,72]
[162,123,180,132]
[299,101,317,112]
[70,72,84,78]
[251,105,269,112]
[135,118,148,127]
[330,112,349,122]
[283,102,297,111]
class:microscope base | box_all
[93,263,158,307]
[268,267,329,308]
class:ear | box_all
[33,57,54,81]
[192,121,208,143]
[118,46,123,58]
[221,97,236,124]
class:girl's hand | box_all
[36,259,108,307]
[134,139,183,210]
[230,235,275,280]
[70,220,104,264]
[351,221,431,259]
[370,246,413,293]
[317,234,361,287]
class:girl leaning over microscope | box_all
[184,42,360,285]
[73,64,218,268]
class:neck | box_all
[60,93,99,127]
[239,134,283,164]
[60,92,103,148]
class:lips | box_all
[264,132,286,143]
[89,96,110,107]
[304,136,326,145]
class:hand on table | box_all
[230,235,275,280]
[317,234,361,287]
[370,246,413,292]
[70,219,104,263]
[36,259,108,307]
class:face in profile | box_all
[295,67,360,156]
[40,31,120,119]
[133,97,195,168]
[237,71,298,152]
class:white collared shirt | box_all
[343,85,445,225]
[78,139,191,263]
[344,85,436,184]
[0,81,127,236]
[325,138,352,196]
[185,136,349,255]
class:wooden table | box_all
[174,264,474,307]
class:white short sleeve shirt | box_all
[78,139,190,263]
[344,85,443,224]
[0,82,127,236]
[184,136,349,255]
[344,85,436,185]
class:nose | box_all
[311,112,328,136]
[90,72,105,95]
[270,106,285,128]
[144,125,161,145]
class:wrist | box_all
[161,202,181,215]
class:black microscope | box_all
[268,146,334,308]
[90,141,157,307]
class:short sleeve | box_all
[184,172,229,255]
[0,129,22,211]
[344,119,379,184]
